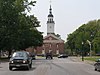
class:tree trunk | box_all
[71,49,73,56]
[8,50,12,58]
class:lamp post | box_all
[87,40,92,57]
[82,42,84,61]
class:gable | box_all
[44,36,58,40]
[43,34,64,43]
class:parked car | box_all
[94,59,100,71]
[46,53,53,59]
[58,54,68,58]
[9,51,32,70]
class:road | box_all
[0,57,100,75]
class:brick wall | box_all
[36,42,64,55]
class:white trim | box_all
[44,40,64,43]
[44,34,64,41]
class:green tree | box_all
[66,19,100,56]
[0,0,43,58]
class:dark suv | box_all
[9,51,32,70]
[46,53,53,59]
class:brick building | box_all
[36,5,64,55]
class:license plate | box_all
[16,65,20,67]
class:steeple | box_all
[47,5,54,23]
[50,5,52,14]
[48,5,53,17]
[47,5,55,35]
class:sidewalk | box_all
[70,56,95,65]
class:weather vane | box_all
[50,0,52,4]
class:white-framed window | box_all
[42,49,45,54]
[56,50,59,54]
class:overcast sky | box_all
[29,0,100,41]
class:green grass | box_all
[84,56,100,61]
[0,57,9,62]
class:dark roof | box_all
[48,14,53,17]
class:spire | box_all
[50,5,52,14]
[50,0,52,10]
[47,5,54,23]
[48,5,53,17]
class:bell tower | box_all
[47,4,55,35]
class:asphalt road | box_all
[0,57,100,75]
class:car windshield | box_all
[12,52,27,57]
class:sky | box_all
[29,0,100,41]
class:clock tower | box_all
[47,5,55,35]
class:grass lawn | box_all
[0,57,9,62]
[84,56,100,61]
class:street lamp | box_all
[82,42,84,61]
[87,40,92,57]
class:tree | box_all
[66,19,100,56]
[0,0,43,58]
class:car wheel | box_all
[95,68,97,71]
[26,65,30,70]
[46,57,47,59]
[29,64,32,68]
[9,66,12,70]
[51,57,52,59]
